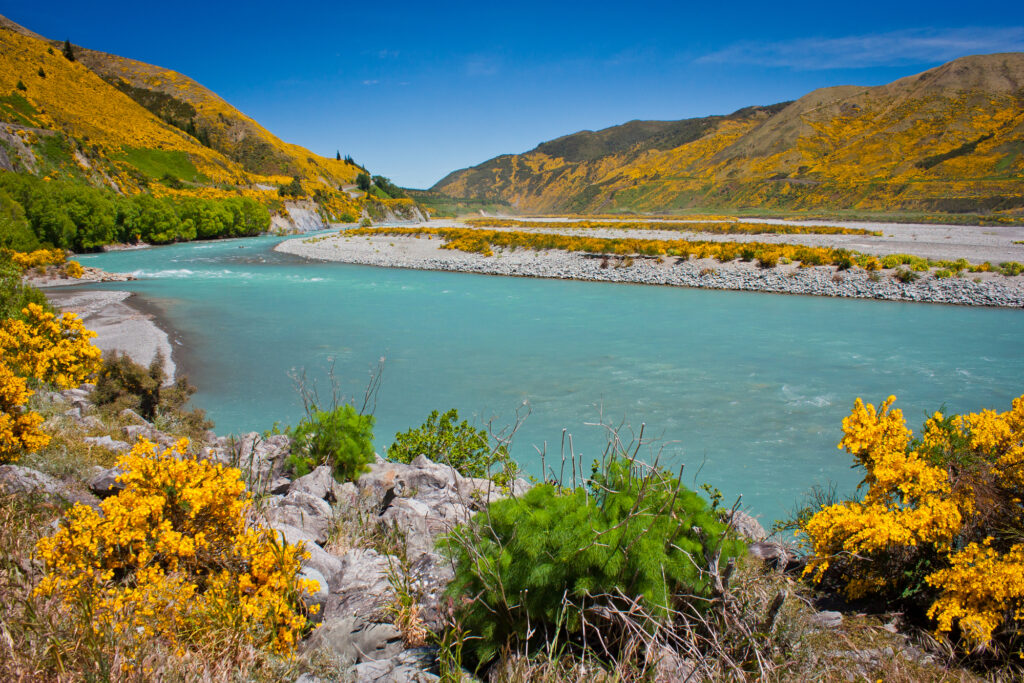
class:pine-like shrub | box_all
[387,408,519,484]
[287,403,375,481]
[439,456,746,668]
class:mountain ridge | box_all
[432,53,1024,216]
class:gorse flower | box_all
[34,438,318,663]
[0,358,49,462]
[803,394,1024,656]
[0,303,102,388]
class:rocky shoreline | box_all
[277,233,1024,308]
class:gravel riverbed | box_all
[276,232,1024,308]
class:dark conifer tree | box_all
[62,39,75,61]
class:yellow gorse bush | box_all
[0,303,102,388]
[803,394,1024,656]
[0,358,49,462]
[35,438,318,662]
[5,248,67,269]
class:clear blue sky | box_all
[3,1,1023,188]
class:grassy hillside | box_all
[0,14,412,227]
[432,54,1024,218]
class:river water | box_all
[76,234,1024,525]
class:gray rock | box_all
[303,616,403,664]
[300,565,329,624]
[88,466,125,497]
[265,490,334,544]
[63,407,82,420]
[810,610,843,629]
[0,464,99,507]
[80,416,105,430]
[83,435,131,454]
[326,548,396,621]
[290,465,339,502]
[269,476,292,494]
[270,523,343,585]
[728,510,767,542]
[353,647,441,682]
[748,541,799,570]
[123,424,154,442]
[119,408,150,425]
[230,432,292,482]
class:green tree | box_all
[62,39,75,62]
[335,150,341,161]
[0,189,40,252]
[278,176,304,198]
[355,172,371,192]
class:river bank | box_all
[276,231,1024,308]
[44,289,177,380]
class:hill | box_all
[432,54,1024,217]
[0,14,419,229]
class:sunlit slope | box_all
[0,20,245,187]
[433,54,1024,215]
[74,46,357,186]
[0,14,365,219]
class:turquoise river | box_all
[75,234,1024,525]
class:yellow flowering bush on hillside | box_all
[35,438,318,664]
[803,394,1024,658]
[0,303,102,388]
[5,248,67,270]
[0,359,49,463]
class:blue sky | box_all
[3,1,1023,187]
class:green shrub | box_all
[93,351,211,438]
[893,268,919,283]
[387,408,518,484]
[439,455,746,668]
[999,261,1023,276]
[0,254,52,321]
[934,268,953,279]
[287,404,375,481]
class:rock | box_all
[269,476,292,494]
[748,541,801,571]
[407,552,455,631]
[303,616,403,664]
[119,408,150,425]
[0,464,99,507]
[265,490,333,544]
[83,435,131,454]
[230,432,291,481]
[300,565,329,624]
[810,610,843,629]
[651,646,697,682]
[63,407,82,420]
[123,424,154,442]
[352,647,440,682]
[270,523,343,586]
[80,416,105,430]
[290,465,338,502]
[325,548,396,621]
[727,510,767,542]
[88,466,125,497]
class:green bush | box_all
[999,261,1023,276]
[0,254,52,321]
[387,408,518,484]
[893,268,919,283]
[439,456,746,668]
[93,351,211,437]
[286,404,375,481]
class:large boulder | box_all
[325,548,396,621]
[229,432,292,482]
[88,466,125,497]
[290,465,341,502]
[265,490,334,544]
[0,464,99,507]
[270,522,343,585]
[302,616,403,665]
[352,647,440,682]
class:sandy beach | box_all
[275,220,1024,308]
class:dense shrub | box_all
[439,455,746,668]
[387,408,518,484]
[0,255,51,321]
[93,351,211,437]
[0,359,48,463]
[0,303,102,388]
[287,403,375,481]
[802,394,1024,659]
[34,437,317,666]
